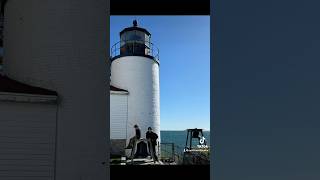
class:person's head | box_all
[148,127,153,132]
[134,125,139,129]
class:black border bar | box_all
[111,0,210,15]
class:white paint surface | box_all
[110,93,128,139]
[110,56,160,146]
[0,102,57,180]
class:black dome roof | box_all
[120,20,151,36]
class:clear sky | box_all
[110,16,210,130]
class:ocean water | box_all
[160,130,210,156]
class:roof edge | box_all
[110,85,128,92]
[0,75,58,96]
[0,92,58,104]
[120,26,151,36]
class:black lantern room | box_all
[111,20,159,63]
[119,20,151,56]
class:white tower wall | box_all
[3,0,108,179]
[110,56,160,144]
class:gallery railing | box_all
[111,40,160,63]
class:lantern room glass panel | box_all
[120,30,151,56]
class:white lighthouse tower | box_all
[110,20,160,153]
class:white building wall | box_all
[110,93,128,139]
[3,1,108,179]
[110,56,160,146]
[0,101,57,180]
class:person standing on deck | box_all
[126,124,141,149]
[146,127,159,161]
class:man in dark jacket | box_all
[146,127,158,161]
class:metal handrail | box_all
[110,40,160,63]
[160,142,210,164]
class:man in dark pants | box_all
[146,127,158,161]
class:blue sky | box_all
[110,16,210,130]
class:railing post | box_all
[172,143,175,162]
